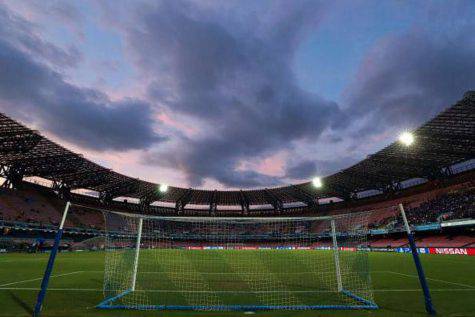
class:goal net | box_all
[97,210,377,311]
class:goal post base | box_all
[96,289,378,311]
[96,289,132,309]
[341,289,378,308]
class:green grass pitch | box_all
[0,250,474,316]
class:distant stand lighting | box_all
[399,131,414,146]
[159,184,168,193]
[312,177,323,188]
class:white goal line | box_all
[87,270,341,275]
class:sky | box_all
[0,0,474,190]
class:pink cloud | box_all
[237,151,288,177]
[256,152,286,176]
[157,112,198,136]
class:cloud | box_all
[285,156,356,181]
[345,29,475,136]
[0,5,164,151]
[0,4,81,69]
[3,0,474,190]
[144,136,283,188]
[125,1,345,187]
[285,160,318,180]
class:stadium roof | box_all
[0,91,474,212]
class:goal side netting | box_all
[97,210,377,311]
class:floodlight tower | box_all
[399,131,415,146]
[312,176,323,188]
[398,131,436,315]
[311,176,323,206]
[159,183,168,193]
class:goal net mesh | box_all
[98,210,376,310]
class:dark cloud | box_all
[145,136,283,188]
[285,156,357,180]
[0,6,164,151]
[3,1,473,189]
[345,30,475,136]
[285,160,318,180]
[129,1,344,187]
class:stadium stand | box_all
[0,186,62,226]
[0,91,473,252]
[368,237,409,248]
[0,177,473,251]
[400,188,474,224]
[415,235,475,248]
[0,92,473,215]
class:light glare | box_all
[399,131,414,146]
[312,177,323,188]
[159,184,168,193]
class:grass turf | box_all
[0,250,474,316]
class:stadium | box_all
[1,2,475,317]
[0,91,473,316]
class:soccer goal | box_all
[94,209,377,311]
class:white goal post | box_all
[130,217,143,292]
[95,208,377,311]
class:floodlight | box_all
[399,131,414,146]
[312,177,323,188]
[158,184,168,193]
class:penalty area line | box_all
[0,271,84,287]
[385,271,475,289]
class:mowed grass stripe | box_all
[0,251,475,316]
[257,250,319,305]
[274,250,345,305]
[225,250,305,306]
[135,250,189,306]
[184,249,276,306]
[168,249,222,307]
[137,249,218,307]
